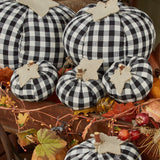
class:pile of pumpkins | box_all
[0,0,158,159]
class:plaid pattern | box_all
[63,2,156,73]
[0,1,75,70]
[102,57,153,103]
[56,68,106,110]
[10,61,58,101]
[65,138,142,160]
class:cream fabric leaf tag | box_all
[97,133,123,154]
[110,64,132,95]
[76,58,103,81]
[16,0,59,17]
[86,0,119,22]
[16,63,40,88]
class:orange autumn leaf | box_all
[0,67,13,86]
[102,102,135,118]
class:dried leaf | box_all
[102,102,135,120]
[74,106,97,116]
[144,100,160,123]
[17,112,29,127]
[32,129,67,160]
[0,96,15,108]
[0,67,13,86]
[17,128,38,147]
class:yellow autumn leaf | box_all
[0,96,15,108]
[0,96,6,105]
[17,113,29,127]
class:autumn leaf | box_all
[0,96,15,108]
[32,128,67,160]
[102,102,136,122]
[0,67,13,86]
[17,112,29,127]
[17,128,38,147]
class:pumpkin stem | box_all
[94,132,101,152]
[76,68,85,79]
[28,60,34,66]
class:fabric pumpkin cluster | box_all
[0,0,75,101]
[56,1,156,109]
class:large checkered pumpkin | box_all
[0,0,75,70]
[56,68,106,110]
[102,56,153,103]
[10,61,58,101]
[65,138,141,160]
[63,2,156,73]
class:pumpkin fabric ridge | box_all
[64,138,141,160]
[102,56,153,103]
[10,61,58,101]
[62,2,156,74]
[0,0,75,70]
[56,68,107,110]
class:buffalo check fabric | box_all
[63,2,156,74]
[56,68,106,110]
[102,57,153,103]
[10,61,58,101]
[65,138,142,160]
[0,0,75,70]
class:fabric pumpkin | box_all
[56,68,106,110]
[0,0,75,70]
[65,138,141,160]
[102,57,153,103]
[10,61,58,101]
[63,2,155,73]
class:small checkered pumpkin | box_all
[0,0,75,70]
[10,61,58,101]
[56,68,106,110]
[63,1,156,74]
[64,138,141,160]
[102,56,153,103]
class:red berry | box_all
[130,130,140,141]
[118,129,130,141]
[135,113,149,126]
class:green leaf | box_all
[17,128,38,147]
[32,128,67,160]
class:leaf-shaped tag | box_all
[110,64,132,95]
[76,58,103,81]
[86,0,119,22]
[17,128,38,147]
[16,62,40,88]
[17,112,29,127]
[32,129,67,160]
[93,132,123,154]
[16,0,59,17]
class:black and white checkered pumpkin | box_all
[0,0,75,70]
[56,68,106,110]
[63,2,156,73]
[10,61,58,101]
[102,56,153,103]
[65,138,141,160]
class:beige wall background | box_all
[136,0,160,48]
